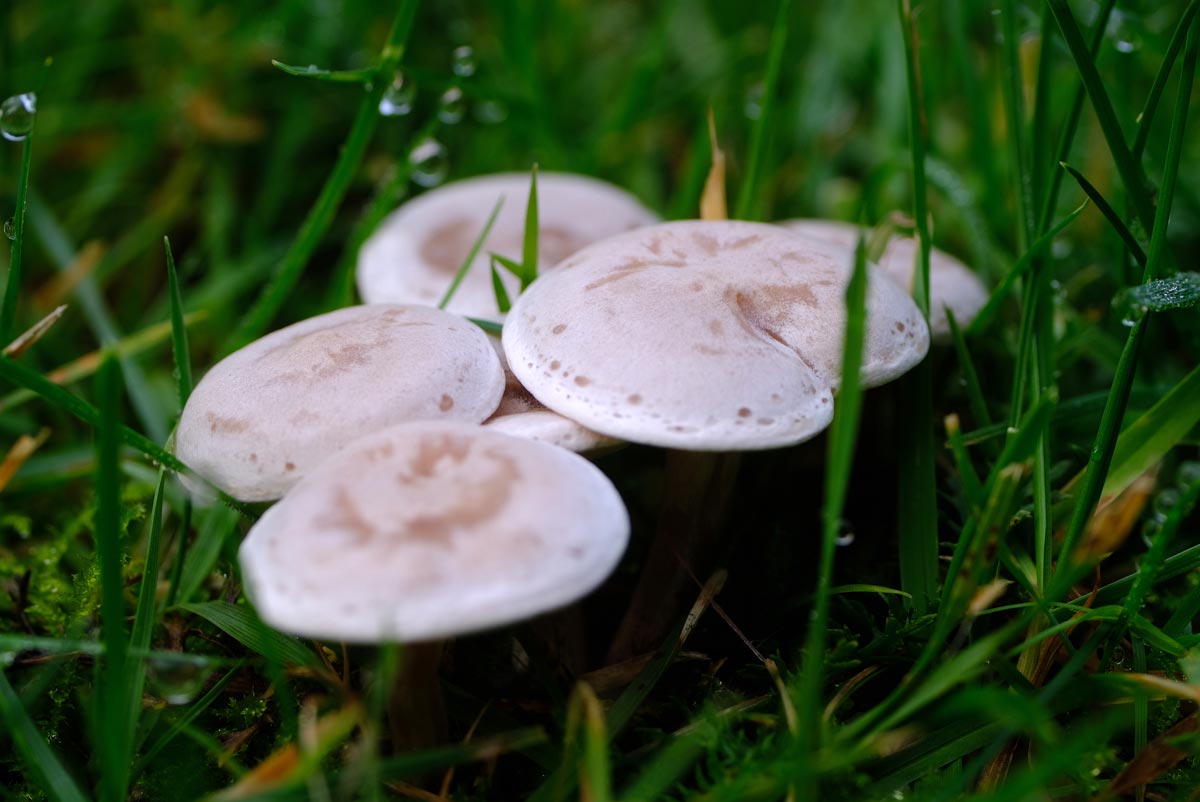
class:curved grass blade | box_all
[176,602,321,670]
[1060,162,1146,267]
[270,61,376,83]
[1047,0,1157,236]
[231,1,421,350]
[438,195,505,309]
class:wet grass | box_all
[2,1,1200,800]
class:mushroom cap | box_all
[239,420,630,642]
[782,219,988,339]
[357,172,659,320]
[176,304,504,501]
[484,335,620,453]
[502,220,929,451]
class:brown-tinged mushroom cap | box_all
[176,304,504,501]
[782,219,988,340]
[356,172,659,319]
[483,336,620,453]
[238,420,630,642]
[502,220,929,450]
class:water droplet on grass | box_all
[438,87,465,124]
[452,46,476,78]
[147,654,213,705]
[379,74,415,117]
[475,99,508,124]
[744,82,764,120]
[0,93,37,141]
[3,219,14,240]
[409,138,448,187]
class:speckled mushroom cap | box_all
[176,304,504,502]
[502,220,929,450]
[239,420,630,642]
[483,336,619,453]
[782,219,988,339]
[356,172,659,320]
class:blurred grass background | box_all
[2,0,1200,799]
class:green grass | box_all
[2,1,1200,800]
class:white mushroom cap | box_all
[781,219,988,339]
[483,335,620,453]
[176,304,504,501]
[356,172,659,320]
[238,420,630,642]
[502,220,929,451]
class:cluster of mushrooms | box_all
[175,172,987,665]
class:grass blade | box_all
[795,234,869,793]
[734,0,792,221]
[896,0,937,613]
[27,195,168,443]
[1056,15,1199,585]
[1060,162,1147,267]
[489,257,513,314]
[177,602,321,670]
[230,1,420,350]
[94,354,131,802]
[163,237,193,408]
[520,165,539,289]
[1047,0,1158,236]
[438,195,505,309]
[136,660,246,772]
[125,470,166,753]
[1132,0,1200,160]
[0,137,33,345]
[0,670,91,802]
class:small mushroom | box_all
[782,218,988,339]
[176,304,504,501]
[502,220,929,451]
[483,336,620,454]
[238,420,630,642]
[356,172,659,319]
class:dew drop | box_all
[0,93,37,142]
[744,81,764,120]
[835,521,855,547]
[437,86,465,124]
[378,74,416,117]
[452,45,477,78]
[1153,489,1181,519]
[409,138,449,187]
[3,219,14,240]
[475,99,508,125]
[1178,461,1200,487]
[147,654,214,705]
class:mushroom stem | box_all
[388,640,448,757]
[606,450,741,663]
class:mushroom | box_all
[502,219,929,660]
[781,218,988,339]
[502,220,930,450]
[483,336,620,454]
[238,419,630,748]
[356,172,659,320]
[176,304,504,501]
